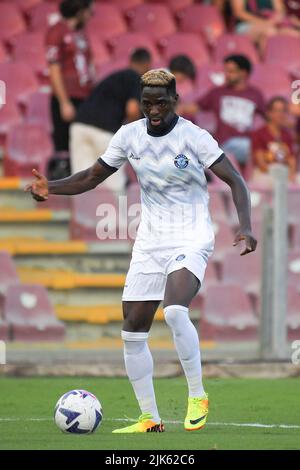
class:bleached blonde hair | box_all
[141,69,176,94]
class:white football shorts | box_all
[122,247,213,302]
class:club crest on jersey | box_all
[174,154,189,169]
[176,254,186,261]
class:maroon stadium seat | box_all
[0,101,22,146]
[0,2,26,43]
[127,4,177,41]
[87,33,111,68]
[29,2,59,31]
[160,33,209,68]
[71,187,120,241]
[109,32,161,62]
[0,62,39,108]
[249,63,291,101]
[178,4,225,46]
[87,3,127,41]
[25,91,52,134]
[193,62,225,101]
[4,123,53,177]
[288,251,300,288]
[287,286,300,341]
[96,58,129,82]
[149,0,193,13]
[265,35,300,77]
[221,250,261,296]
[202,284,258,341]
[101,0,144,14]
[214,33,259,64]
[4,284,65,342]
[0,41,8,64]
[212,220,235,260]
[208,187,228,223]
[199,259,219,293]
[14,0,42,15]
[11,32,48,78]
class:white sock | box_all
[122,330,160,423]
[164,305,205,398]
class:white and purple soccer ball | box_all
[54,389,103,434]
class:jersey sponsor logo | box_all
[128,152,140,160]
[174,154,189,169]
[176,254,186,261]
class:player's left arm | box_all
[209,154,257,256]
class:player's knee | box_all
[121,330,148,355]
[164,305,189,331]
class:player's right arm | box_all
[24,161,115,201]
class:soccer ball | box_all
[54,389,102,434]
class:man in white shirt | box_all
[25,69,257,434]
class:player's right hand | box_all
[60,100,76,122]
[24,169,49,201]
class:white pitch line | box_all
[0,417,300,429]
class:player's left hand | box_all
[233,230,257,256]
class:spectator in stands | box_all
[178,55,265,167]
[46,0,94,157]
[251,96,297,184]
[231,0,300,55]
[70,48,152,192]
[168,55,196,83]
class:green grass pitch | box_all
[0,377,299,450]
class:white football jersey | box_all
[99,116,224,251]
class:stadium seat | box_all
[109,32,161,62]
[4,123,53,177]
[87,33,111,68]
[28,2,59,31]
[0,62,39,108]
[25,91,52,134]
[265,35,300,77]
[149,0,193,13]
[227,188,271,226]
[0,41,8,64]
[160,33,209,68]
[70,187,120,241]
[4,284,65,342]
[193,62,225,101]
[96,58,129,82]
[14,0,42,15]
[11,32,48,78]
[0,2,26,43]
[200,259,219,293]
[127,4,177,40]
[287,286,300,341]
[0,251,20,293]
[208,188,228,223]
[212,220,235,260]
[202,284,258,341]
[177,4,225,46]
[221,250,261,296]
[101,0,144,14]
[214,33,259,64]
[0,101,22,146]
[249,64,291,101]
[288,251,300,288]
[87,3,127,41]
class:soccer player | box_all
[25,70,257,433]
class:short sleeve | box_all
[45,26,62,64]
[98,126,127,170]
[197,129,224,168]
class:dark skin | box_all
[25,85,257,333]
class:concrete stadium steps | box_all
[0,177,37,209]
[55,304,165,324]
[0,238,131,272]
[0,208,70,240]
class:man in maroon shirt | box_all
[251,96,297,184]
[179,55,265,167]
[46,0,94,154]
